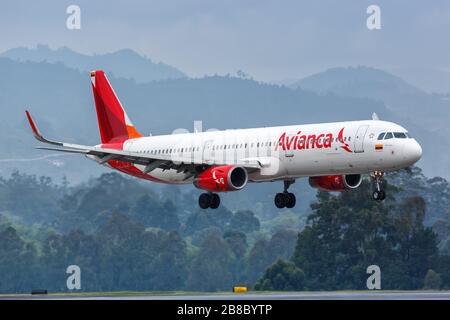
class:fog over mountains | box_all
[0,45,186,83]
[0,47,448,186]
[292,66,450,137]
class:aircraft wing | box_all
[25,111,262,172]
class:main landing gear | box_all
[371,171,386,201]
[198,192,221,209]
[274,179,296,209]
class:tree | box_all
[423,269,442,290]
[246,230,299,284]
[254,259,305,291]
[287,180,441,290]
[229,210,260,233]
[224,230,248,283]
[0,226,40,293]
[130,194,180,231]
[223,230,248,260]
[183,206,233,236]
[187,233,234,291]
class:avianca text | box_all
[275,131,333,151]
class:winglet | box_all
[25,110,62,146]
[372,112,380,121]
[25,110,44,141]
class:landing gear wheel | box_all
[372,190,381,201]
[286,193,296,208]
[210,193,220,209]
[274,179,297,209]
[371,171,386,201]
[275,193,286,208]
[199,193,211,209]
[198,193,221,209]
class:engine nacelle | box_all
[194,165,248,192]
[308,174,362,192]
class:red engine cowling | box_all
[308,174,362,192]
[194,165,248,192]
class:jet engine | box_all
[194,165,248,192]
[308,174,362,192]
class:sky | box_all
[1,0,450,85]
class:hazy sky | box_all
[1,0,450,82]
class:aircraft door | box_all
[354,125,369,153]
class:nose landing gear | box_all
[274,179,296,208]
[199,192,221,209]
[371,171,386,201]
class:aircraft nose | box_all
[402,140,422,164]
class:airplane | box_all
[25,70,422,209]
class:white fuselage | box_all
[106,119,422,184]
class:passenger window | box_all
[384,132,393,140]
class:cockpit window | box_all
[384,132,393,140]
[394,132,407,139]
[377,133,385,140]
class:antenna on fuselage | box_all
[372,112,380,120]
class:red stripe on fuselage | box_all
[107,159,169,183]
[101,142,175,184]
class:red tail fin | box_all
[90,70,142,144]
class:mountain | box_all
[390,67,450,95]
[291,66,450,137]
[290,66,450,178]
[0,45,186,82]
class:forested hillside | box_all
[1,168,450,293]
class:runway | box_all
[2,291,450,300]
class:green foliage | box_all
[0,226,40,292]
[0,172,268,293]
[1,170,450,293]
[287,181,442,290]
[130,194,180,231]
[423,269,442,290]
[183,207,260,237]
[0,171,64,225]
[246,230,298,284]
[229,210,260,233]
[254,259,305,291]
[186,232,234,291]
